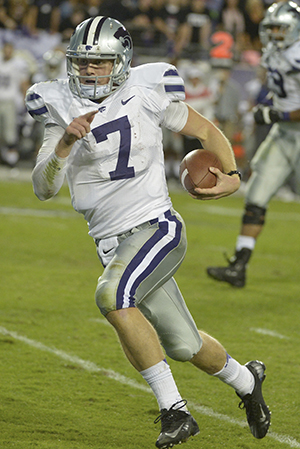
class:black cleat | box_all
[154,400,200,448]
[206,264,246,287]
[237,360,271,439]
[207,248,252,288]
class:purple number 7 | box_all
[92,116,135,180]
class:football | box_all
[179,149,223,194]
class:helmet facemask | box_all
[260,21,297,49]
[67,52,124,100]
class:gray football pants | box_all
[95,208,202,362]
[246,123,300,207]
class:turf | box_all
[1,178,300,449]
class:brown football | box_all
[179,149,223,194]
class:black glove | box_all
[253,105,285,125]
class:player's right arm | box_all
[32,124,68,201]
[26,83,98,200]
[31,111,98,201]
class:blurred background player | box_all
[207,1,300,287]
[0,41,30,166]
[19,47,67,160]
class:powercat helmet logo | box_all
[114,27,132,51]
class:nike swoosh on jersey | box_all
[121,95,135,105]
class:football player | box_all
[26,16,270,447]
[207,1,300,288]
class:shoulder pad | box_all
[130,63,185,102]
[285,41,300,72]
[25,79,73,127]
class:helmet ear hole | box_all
[66,16,133,100]
[113,56,125,80]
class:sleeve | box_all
[286,42,300,73]
[160,65,186,102]
[155,65,185,104]
[142,64,186,120]
[32,124,68,201]
[161,101,189,132]
[25,84,54,125]
[26,80,73,129]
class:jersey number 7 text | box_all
[92,116,135,180]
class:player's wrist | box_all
[270,109,290,123]
[62,132,77,147]
[253,105,290,125]
[281,111,290,121]
[55,133,76,158]
[55,141,72,158]
[226,170,242,180]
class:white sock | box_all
[140,360,186,411]
[213,354,255,397]
[236,235,256,252]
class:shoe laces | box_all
[154,399,188,426]
[224,252,236,265]
[238,395,263,421]
[224,252,246,271]
[238,396,249,410]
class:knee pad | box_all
[95,276,116,316]
[242,203,266,225]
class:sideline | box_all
[0,325,299,448]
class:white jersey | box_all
[262,40,300,114]
[26,63,186,239]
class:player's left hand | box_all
[190,167,241,200]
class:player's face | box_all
[268,25,286,42]
[77,59,113,85]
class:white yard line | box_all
[250,327,290,340]
[0,325,150,393]
[0,325,299,448]
[0,206,77,219]
[1,204,300,222]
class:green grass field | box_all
[1,176,300,449]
